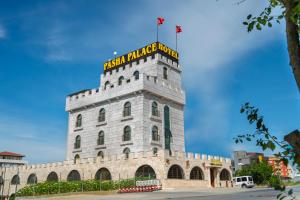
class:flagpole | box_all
[156,23,158,42]
[176,32,177,51]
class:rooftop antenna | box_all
[113,51,117,60]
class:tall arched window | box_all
[74,154,80,164]
[98,108,105,122]
[47,172,58,182]
[153,147,158,156]
[97,151,104,159]
[98,131,104,145]
[190,167,204,180]
[220,169,231,181]
[74,135,81,149]
[163,67,168,79]
[123,126,131,141]
[123,147,130,159]
[75,114,82,127]
[11,175,20,185]
[118,76,124,85]
[133,71,139,80]
[152,101,158,116]
[152,126,159,141]
[104,81,110,90]
[123,102,131,117]
[167,165,184,179]
[27,173,38,185]
[0,176,4,185]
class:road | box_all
[18,186,300,200]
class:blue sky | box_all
[0,0,299,164]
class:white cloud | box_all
[0,24,6,39]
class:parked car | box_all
[233,176,255,188]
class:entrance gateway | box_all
[0,41,232,194]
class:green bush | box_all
[15,178,140,197]
[268,175,284,191]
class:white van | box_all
[233,176,254,188]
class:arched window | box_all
[27,173,38,185]
[74,154,80,164]
[98,108,105,122]
[95,168,111,180]
[190,167,204,180]
[98,131,104,145]
[123,147,130,159]
[97,151,104,159]
[123,126,131,141]
[135,165,156,179]
[104,81,110,90]
[152,126,159,141]
[0,176,4,185]
[133,71,139,80]
[152,147,158,156]
[118,76,124,86]
[220,169,231,181]
[11,175,20,185]
[152,101,159,116]
[47,172,58,182]
[164,105,172,151]
[123,102,131,117]
[75,114,82,127]
[163,67,168,79]
[74,135,81,149]
[167,165,184,179]
[67,170,81,181]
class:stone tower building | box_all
[65,42,185,160]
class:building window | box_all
[123,126,131,141]
[118,76,124,86]
[190,167,204,180]
[75,114,82,128]
[123,102,131,117]
[104,81,110,90]
[95,168,111,180]
[220,169,231,181]
[97,151,104,159]
[152,101,159,116]
[11,175,20,185]
[67,170,81,181]
[47,172,58,182]
[133,71,139,80]
[74,154,80,164]
[152,126,159,141]
[123,147,130,159]
[98,131,105,145]
[167,165,184,179]
[98,108,105,122]
[27,173,38,185]
[163,67,168,79]
[153,147,158,156]
[74,135,81,149]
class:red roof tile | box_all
[0,151,24,157]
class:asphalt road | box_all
[18,186,300,200]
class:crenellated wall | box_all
[0,150,232,196]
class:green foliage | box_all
[268,175,284,191]
[15,178,140,197]
[235,161,273,185]
[234,103,300,167]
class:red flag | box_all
[157,17,165,25]
[176,25,182,33]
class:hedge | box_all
[14,177,149,198]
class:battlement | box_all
[2,150,231,172]
[66,68,185,111]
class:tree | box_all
[242,0,300,91]
[235,161,273,185]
